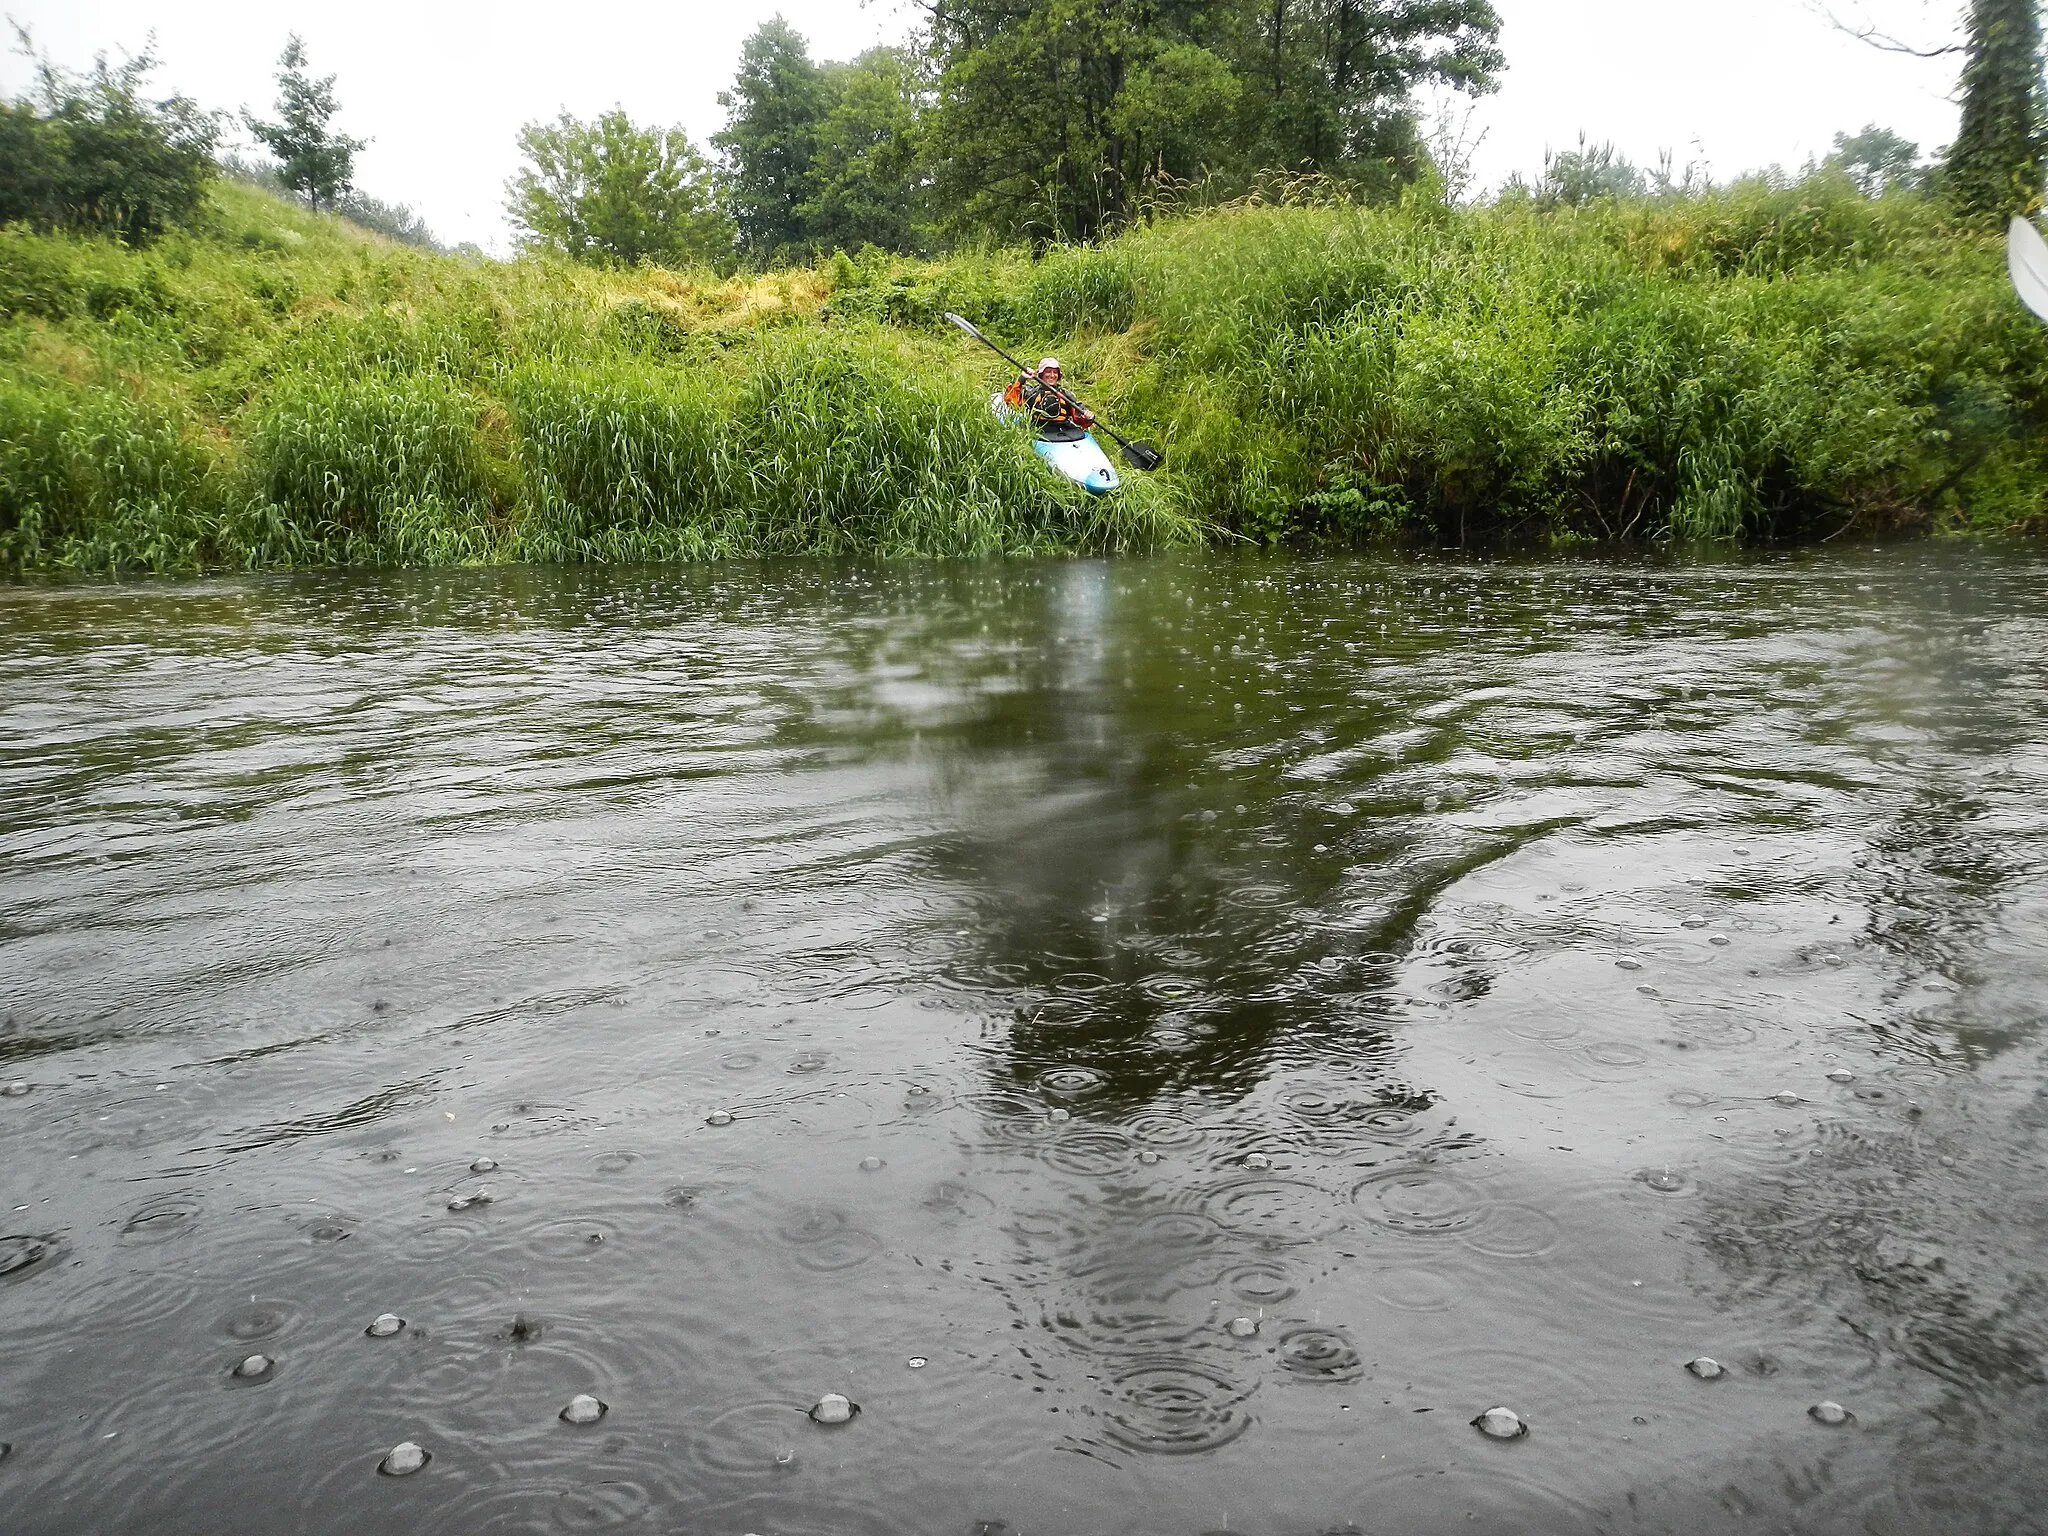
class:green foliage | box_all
[243,36,365,212]
[244,373,504,564]
[0,31,219,244]
[1829,125,1924,198]
[1945,0,2048,219]
[714,23,930,263]
[922,0,1502,241]
[508,111,731,269]
[0,170,2042,576]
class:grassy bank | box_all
[2,176,2043,574]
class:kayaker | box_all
[1004,359,1094,437]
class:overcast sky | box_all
[1,0,1966,251]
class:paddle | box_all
[2009,217,2048,324]
[945,311,1164,472]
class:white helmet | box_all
[1037,358,1062,374]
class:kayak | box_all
[990,392,1121,495]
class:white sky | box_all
[1,0,1966,251]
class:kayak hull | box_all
[991,391,1121,495]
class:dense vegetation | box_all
[3,166,2042,575]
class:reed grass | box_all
[0,171,2040,574]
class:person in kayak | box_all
[1004,358,1094,439]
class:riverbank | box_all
[3,176,2042,574]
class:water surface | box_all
[3,550,2046,1534]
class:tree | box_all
[506,109,732,268]
[1944,0,2047,217]
[1233,0,1504,183]
[799,48,933,255]
[1827,124,1924,195]
[0,29,218,244]
[244,36,365,211]
[714,18,830,260]
[917,0,1503,242]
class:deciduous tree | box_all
[507,109,732,268]
[244,36,365,211]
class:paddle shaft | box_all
[944,312,1157,464]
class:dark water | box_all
[3,550,2047,1535]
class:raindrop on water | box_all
[1048,1108,1070,1124]
[1226,1316,1259,1338]
[469,1157,496,1174]
[1808,1400,1853,1427]
[1138,1150,1160,1166]
[859,1156,885,1171]
[232,1354,274,1380]
[1472,1407,1527,1440]
[1244,1153,1273,1171]
[1685,1357,1725,1380]
[559,1394,608,1426]
[365,1313,404,1338]
[706,1111,734,1127]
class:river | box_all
[2,549,2045,1535]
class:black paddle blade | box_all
[1120,440,1164,472]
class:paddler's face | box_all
[1040,368,1060,384]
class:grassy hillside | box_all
[2,176,2043,574]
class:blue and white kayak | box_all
[991,392,1121,495]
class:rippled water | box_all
[3,550,2047,1534]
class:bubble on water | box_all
[1,1081,27,1097]
[1827,1069,1856,1084]
[1423,795,1443,812]
[469,1157,497,1174]
[1823,954,1844,967]
[1226,1316,1259,1338]
[559,1393,608,1425]
[365,1313,405,1338]
[809,1393,859,1425]
[1048,1108,1071,1124]
[1615,958,1642,971]
[1809,1400,1853,1426]
[706,1111,734,1127]
[378,1441,429,1476]
[1709,935,1731,947]
[1138,1150,1161,1166]
[1472,1406,1527,1440]
[1686,1357,1725,1380]
[1277,1325,1363,1382]
[907,1357,927,1369]
[1243,1153,1273,1171]
[1637,985,1661,996]
[1040,1067,1106,1099]
[232,1353,274,1380]
[859,1156,885,1171]
[1772,1091,1805,1106]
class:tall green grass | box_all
[0,171,2040,574]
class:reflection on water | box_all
[3,549,2047,1533]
